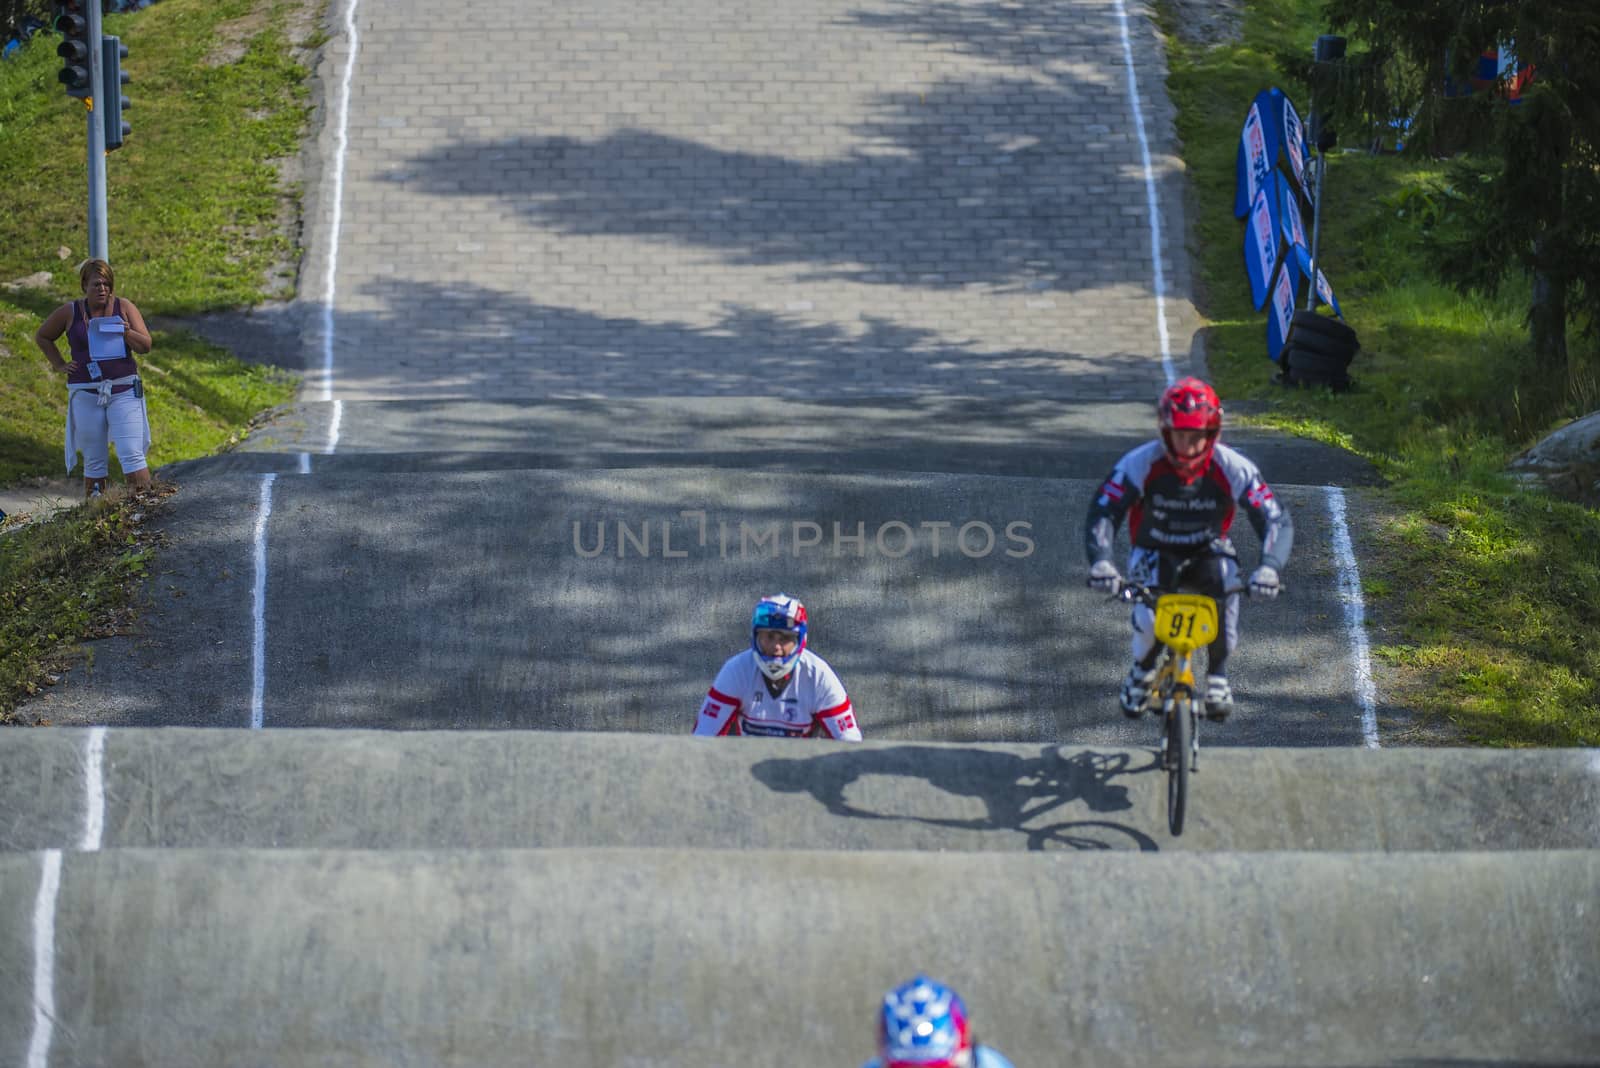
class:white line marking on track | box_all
[297,399,342,475]
[1325,486,1380,747]
[1112,0,1175,385]
[317,0,360,403]
[251,473,278,730]
[27,849,62,1068]
[327,398,343,454]
[80,727,106,852]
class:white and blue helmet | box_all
[750,593,808,681]
[878,975,973,1067]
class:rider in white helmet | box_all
[693,594,862,740]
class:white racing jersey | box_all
[694,649,862,740]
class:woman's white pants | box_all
[68,387,150,478]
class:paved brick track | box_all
[301,0,1193,400]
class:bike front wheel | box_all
[1166,695,1192,836]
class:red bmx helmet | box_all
[1158,376,1223,479]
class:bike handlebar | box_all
[1112,578,1259,605]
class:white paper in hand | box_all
[87,317,127,362]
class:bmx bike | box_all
[1114,579,1250,836]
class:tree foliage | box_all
[1300,0,1600,386]
[2,0,49,39]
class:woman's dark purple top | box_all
[65,298,139,384]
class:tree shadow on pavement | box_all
[390,70,1156,294]
[317,278,1161,401]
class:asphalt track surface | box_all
[3,735,1600,1068]
[2,847,1597,1067]
[5,731,1598,853]
[5,0,1597,1064]
[25,468,1366,744]
[4,733,1597,1065]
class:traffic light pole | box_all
[85,0,108,260]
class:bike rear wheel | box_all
[1166,695,1192,836]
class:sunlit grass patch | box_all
[0,0,308,484]
[1378,641,1599,747]
[0,0,314,310]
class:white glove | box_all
[1248,565,1281,599]
[1087,559,1122,594]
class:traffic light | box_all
[102,35,130,150]
[1309,36,1347,154]
[53,1,92,99]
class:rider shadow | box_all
[750,745,1163,852]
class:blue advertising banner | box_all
[1267,255,1300,363]
[1234,97,1276,219]
[1277,170,1307,253]
[1278,92,1310,199]
[1245,184,1281,311]
[1236,85,1348,363]
[1236,89,1314,216]
[1291,243,1344,318]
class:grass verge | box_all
[1,0,313,486]
[0,486,169,724]
[0,0,315,718]
[1159,0,1600,744]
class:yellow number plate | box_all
[1153,594,1218,654]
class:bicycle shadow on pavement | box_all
[751,745,1162,851]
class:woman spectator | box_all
[34,259,154,498]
